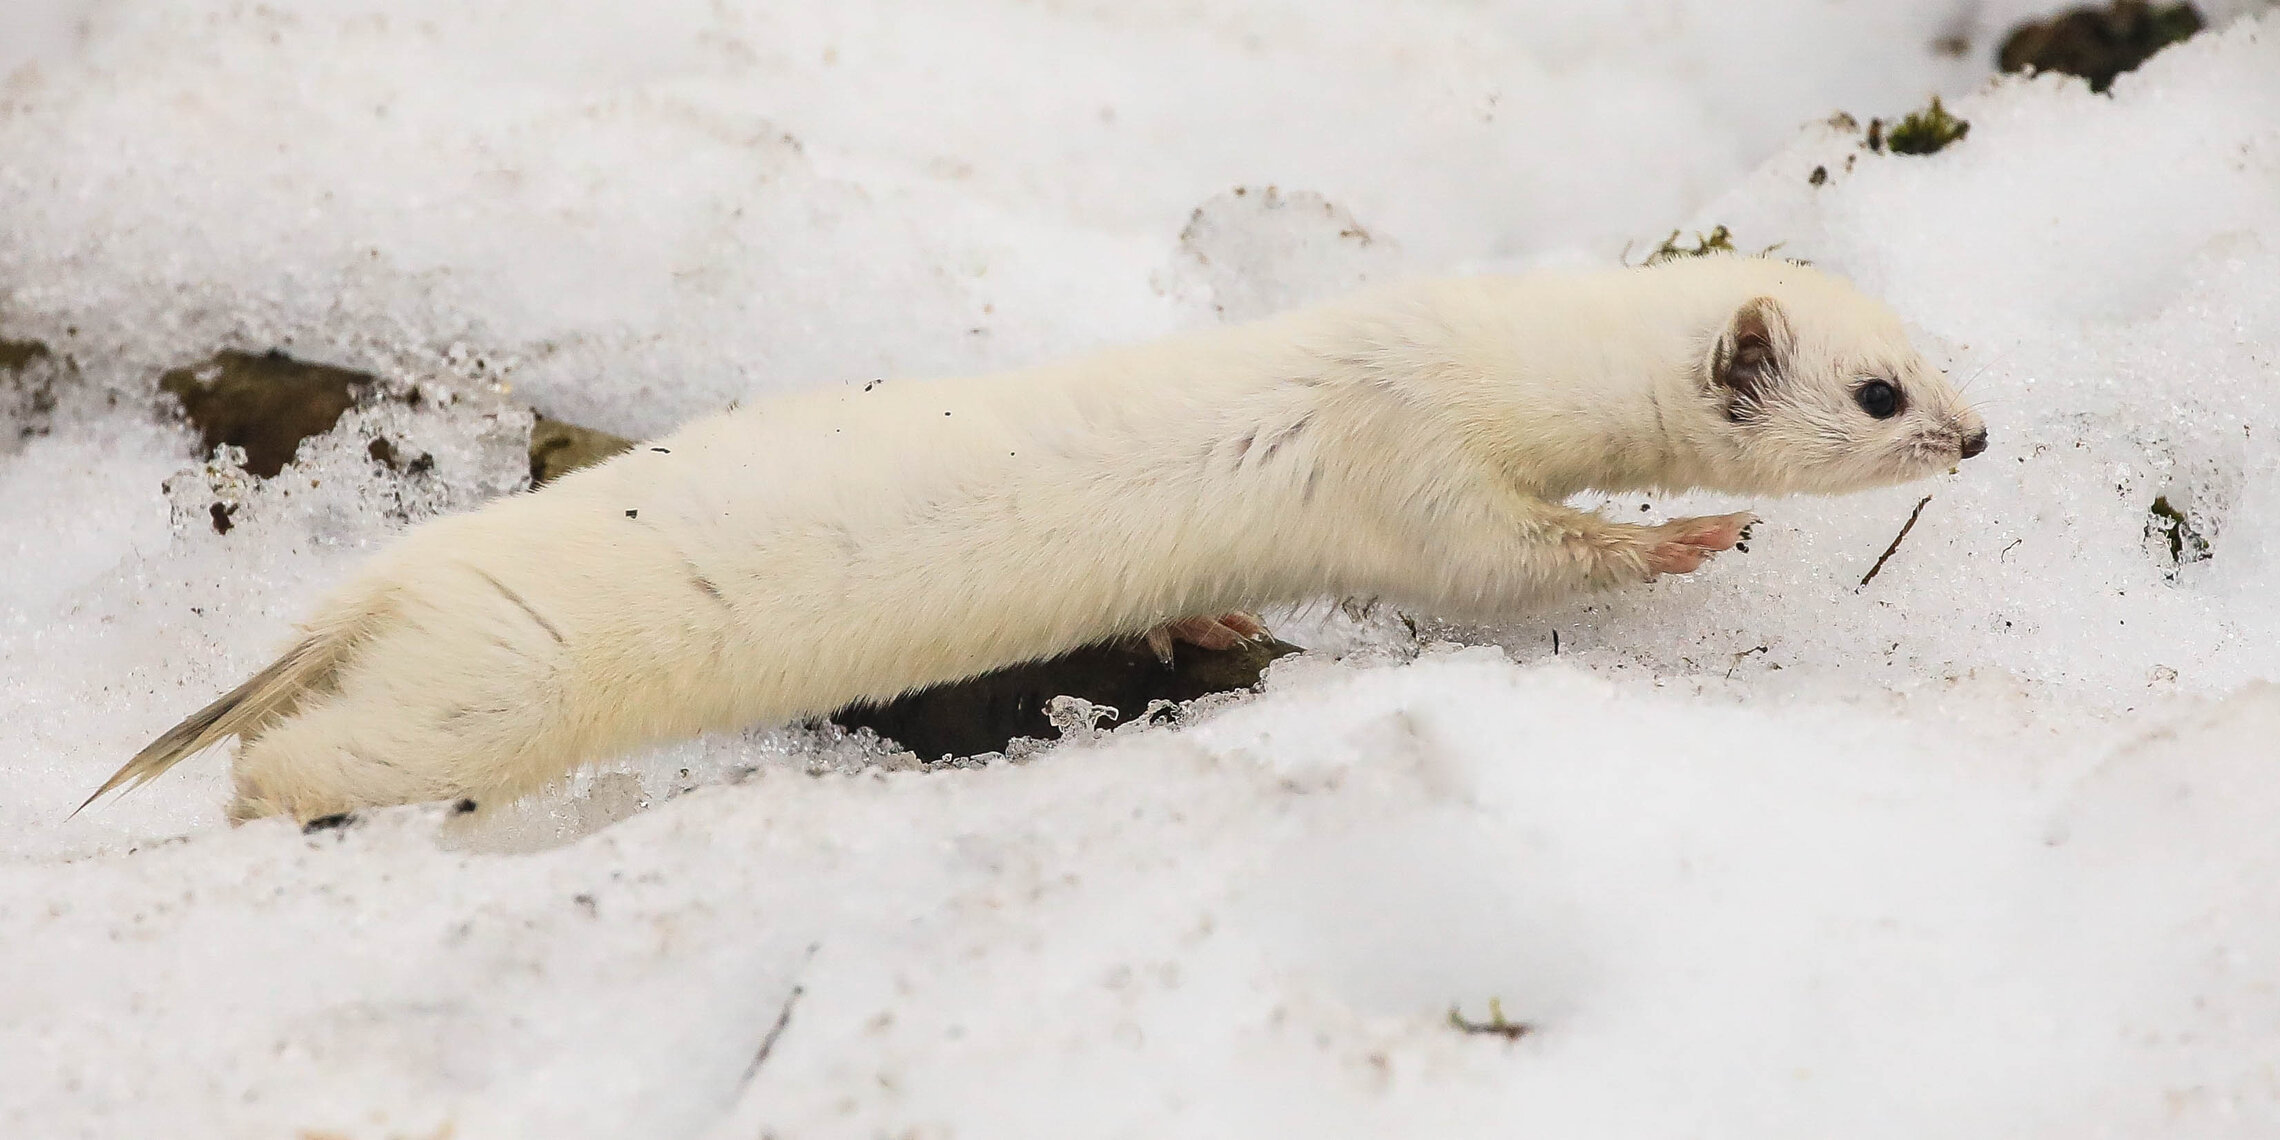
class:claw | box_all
[1217,611,1270,641]
[1145,625,1176,668]
[1643,511,1756,577]
[1143,612,1272,665]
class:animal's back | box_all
[225,332,1336,816]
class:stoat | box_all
[85,255,1987,822]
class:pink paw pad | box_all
[1644,512,1756,576]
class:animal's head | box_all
[1696,264,1986,495]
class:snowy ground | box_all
[4,2,2280,1137]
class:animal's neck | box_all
[1326,275,1720,500]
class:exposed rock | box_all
[0,338,50,372]
[158,349,371,477]
[1999,1,2204,93]
[2146,493,2213,578]
[528,414,634,487]
[1,337,65,453]
[834,635,1304,761]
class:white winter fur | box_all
[89,256,1984,821]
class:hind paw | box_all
[1143,612,1270,665]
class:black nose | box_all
[1960,430,1988,459]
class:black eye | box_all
[1856,380,1901,420]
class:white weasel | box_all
[87,256,1985,822]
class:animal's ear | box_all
[1710,297,1789,414]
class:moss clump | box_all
[1883,95,1971,156]
[1999,1,2204,93]
[1643,225,1736,266]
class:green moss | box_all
[1448,997,1531,1040]
[1885,95,1970,156]
[1643,225,1736,266]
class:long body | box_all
[89,257,1986,821]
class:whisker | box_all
[1948,341,2021,397]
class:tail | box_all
[74,602,384,816]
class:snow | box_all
[3,2,2279,1137]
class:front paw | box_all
[1643,512,1755,576]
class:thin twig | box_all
[1858,495,1934,589]
[744,983,805,1081]
[1724,644,1769,680]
